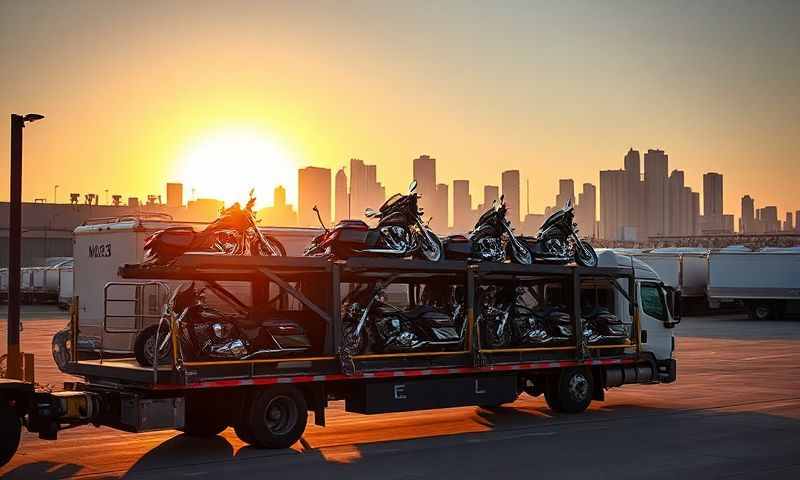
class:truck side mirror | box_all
[672,290,682,323]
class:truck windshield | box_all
[641,283,667,322]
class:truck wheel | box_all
[52,328,72,371]
[545,368,593,414]
[0,404,21,467]
[751,302,774,321]
[134,324,172,367]
[245,386,307,449]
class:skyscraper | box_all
[644,149,669,238]
[349,158,385,218]
[668,170,686,235]
[433,183,449,232]
[166,182,183,208]
[501,170,521,225]
[452,180,472,233]
[623,148,643,238]
[600,170,626,241]
[412,154,447,232]
[703,172,724,232]
[479,185,499,212]
[298,166,331,226]
[575,183,596,238]
[555,179,575,210]
[740,195,755,233]
[784,212,794,232]
[690,191,701,235]
[334,168,348,221]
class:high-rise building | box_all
[349,158,385,219]
[740,195,755,233]
[478,185,499,212]
[433,183,449,232]
[690,191,701,235]
[668,170,691,235]
[166,182,183,208]
[703,172,724,232]
[452,180,472,233]
[413,155,436,198]
[644,149,669,237]
[555,179,575,210]
[257,186,297,226]
[600,170,626,241]
[623,148,643,238]
[758,206,780,232]
[501,170,521,225]
[575,183,596,238]
[298,166,331,226]
[784,212,794,232]
[796,211,800,232]
[334,168,348,221]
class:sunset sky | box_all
[1,1,798,219]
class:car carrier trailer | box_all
[0,253,678,467]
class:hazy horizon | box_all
[2,1,798,219]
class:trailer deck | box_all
[62,254,644,389]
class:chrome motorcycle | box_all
[134,282,311,366]
[444,195,532,264]
[143,191,285,265]
[304,180,444,262]
[526,199,598,267]
[478,286,573,348]
[341,281,466,356]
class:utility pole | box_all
[7,113,44,380]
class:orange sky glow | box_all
[1,1,798,220]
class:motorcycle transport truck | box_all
[0,250,678,467]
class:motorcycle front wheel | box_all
[574,241,598,267]
[417,230,444,262]
[507,239,533,264]
[259,235,287,256]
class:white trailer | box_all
[71,215,321,354]
[707,249,800,320]
[628,248,709,309]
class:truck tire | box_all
[545,368,593,414]
[750,302,775,321]
[245,386,307,449]
[52,328,72,372]
[0,404,21,467]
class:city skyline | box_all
[21,147,799,239]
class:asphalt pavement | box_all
[0,308,798,479]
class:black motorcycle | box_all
[340,281,466,356]
[527,199,598,267]
[134,282,312,366]
[444,195,532,264]
[144,191,285,266]
[304,180,444,262]
[478,286,573,348]
[582,305,629,345]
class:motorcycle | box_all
[134,282,312,366]
[478,286,573,348]
[526,199,598,267]
[340,280,466,356]
[304,180,444,262]
[444,195,532,264]
[143,191,285,266]
[582,305,629,345]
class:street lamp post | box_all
[7,113,44,380]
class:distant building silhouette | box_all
[600,169,626,240]
[501,170,520,225]
[740,195,755,233]
[433,183,448,230]
[298,166,331,226]
[412,154,447,232]
[702,172,724,232]
[555,179,575,210]
[477,185,499,213]
[452,179,473,233]
[166,182,183,208]
[334,168,348,221]
[258,186,297,226]
[623,148,644,240]
[575,182,596,238]
[644,149,669,237]
[349,158,385,218]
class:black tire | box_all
[134,324,172,367]
[546,368,593,414]
[180,394,229,437]
[261,235,287,257]
[52,328,72,372]
[418,229,444,262]
[0,404,21,467]
[750,302,774,321]
[245,386,308,449]
[574,241,598,267]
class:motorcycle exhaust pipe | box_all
[604,364,655,388]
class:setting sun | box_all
[176,129,298,208]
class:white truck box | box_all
[73,217,320,354]
[631,249,708,298]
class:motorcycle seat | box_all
[336,219,369,229]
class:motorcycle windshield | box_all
[540,209,565,230]
[379,193,403,212]
[475,207,496,228]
